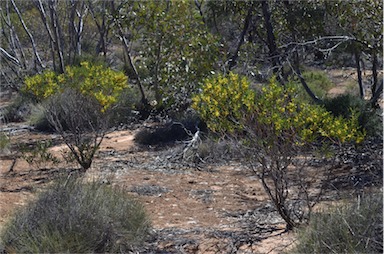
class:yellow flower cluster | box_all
[23,62,128,112]
[193,73,365,145]
[192,72,255,132]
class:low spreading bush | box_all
[1,96,31,123]
[323,94,383,137]
[291,192,383,254]
[0,177,150,253]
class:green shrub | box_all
[294,70,335,102]
[27,103,53,132]
[323,94,383,137]
[0,132,10,153]
[1,95,31,123]
[22,63,130,170]
[19,140,60,169]
[0,177,150,253]
[291,192,383,254]
[22,61,129,112]
[193,72,365,229]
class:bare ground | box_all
[0,68,382,253]
[0,129,298,253]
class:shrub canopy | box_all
[23,62,128,112]
[193,72,365,144]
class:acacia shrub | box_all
[193,72,365,229]
[23,61,128,112]
[22,62,129,170]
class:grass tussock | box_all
[0,177,150,253]
[291,192,383,254]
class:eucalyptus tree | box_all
[112,0,223,114]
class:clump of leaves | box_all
[0,177,150,253]
[192,72,255,133]
[193,73,364,144]
[22,61,128,112]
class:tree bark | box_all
[10,0,45,71]
[283,1,321,104]
[111,1,147,105]
[48,0,65,73]
[261,1,283,81]
[89,0,111,58]
[371,51,378,99]
[370,80,382,107]
[354,50,364,99]
[228,5,252,70]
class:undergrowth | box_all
[0,177,150,253]
[291,192,383,254]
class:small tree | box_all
[23,62,129,171]
[193,73,365,229]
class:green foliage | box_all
[291,192,383,254]
[192,72,255,133]
[193,72,365,144]
[0,133,10,153]
[324,94,383,137]
[0,177,150,253]
[22,62,128,112]
[295,70,335,101]
[20,140,60,169]
[44,89,108,170]
[193,72,366,229]
[129,0,223,112]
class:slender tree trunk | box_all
[371,51,378,99]
[1,2,26,69]
[370,80,382,107]
[35,0,58,71]
[10,0,45,71]
[228,5,252,70]
[111,1,147,105]
[194,0,206,25]
[89,0,109,58]
[48,0,65,73]
[283,1,321,104]
[261,0,283,81]
[354,50,364,99]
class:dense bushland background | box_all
[0,0,382,252]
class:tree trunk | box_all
[261,1,283,81]
[48,0,65,73]
[283,0,321,104]
[370,80,383,107]
[228,5,252,70]
[11,0,45,71]
[354,50,364,99]
[89,0,108,57]
[111,1,147,105]
[35,0,58,71]
[371,51,378,99]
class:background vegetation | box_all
[0,177,150,253]
[0,0,382,252]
